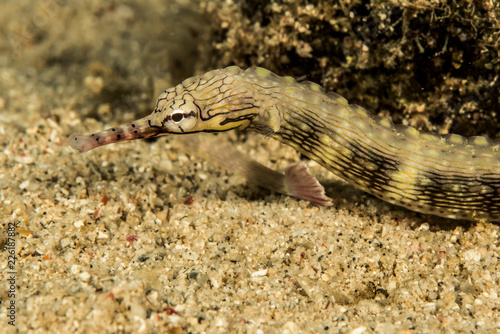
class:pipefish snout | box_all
[69,66,500,222]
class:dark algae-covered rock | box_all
[199,0,500,138]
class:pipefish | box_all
[69,66,500,222]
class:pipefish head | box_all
[69,67,260,152]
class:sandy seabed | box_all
[1,1,499,333]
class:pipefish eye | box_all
[171,111,184,123]
[167,109,197,132]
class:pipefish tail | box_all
[69,66,500,222]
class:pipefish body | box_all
[69,66,500,222]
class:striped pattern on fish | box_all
[69,66,500,222]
